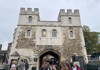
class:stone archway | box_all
[39,50,60,69]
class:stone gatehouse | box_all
[9,8,88,70]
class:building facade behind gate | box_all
[9,8,88,70]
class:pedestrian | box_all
[20,60,25,70]
[40,60,51,70]
[60,61,69,70]
[40,60,47,70]
[47,61,51,70]
[10,61,17,70]
[70,62,81,70]
[17,59,25,70]
[24,60,29,70]
[55,61,60,70]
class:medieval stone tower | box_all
[9,8,88,70]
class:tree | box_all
[96,44,100,52]
[83,25,98,54]
[83,25,90,32]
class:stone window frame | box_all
[52,29,57,37]
[68,30,75,39]
[41,29,47,37]
[25,29,32,38]
[68,17,72,24]
[70,31,73,37]
[28,16,32,23]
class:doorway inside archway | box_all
[39,51,60,69]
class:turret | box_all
[58,9,81,26]
[18,8,40,25]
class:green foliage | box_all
[83,25,90,32]
[96,44,100,52]
[83,26,98,54]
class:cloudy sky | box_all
[0,0,100,50]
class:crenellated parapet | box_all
[59,9,80,16]
[20,8,39,16]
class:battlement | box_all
[20,8,39,15]
[59,9,80,16]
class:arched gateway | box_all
[39,50,60,68]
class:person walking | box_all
[10,61,17,70]
[24,60,29,70]
[17,59,25,70]
[70,62,81,70]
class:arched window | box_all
[52,29,57,37]
[28,16,32,23]
[26,30,31,37]
[69,31,73,37]
[68,17,72,23]
[42,29,46,37]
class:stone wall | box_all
[16,26,36,48]
[62,27,85,59]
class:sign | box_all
[34,58,37,62]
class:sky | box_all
[0,0,100,50]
